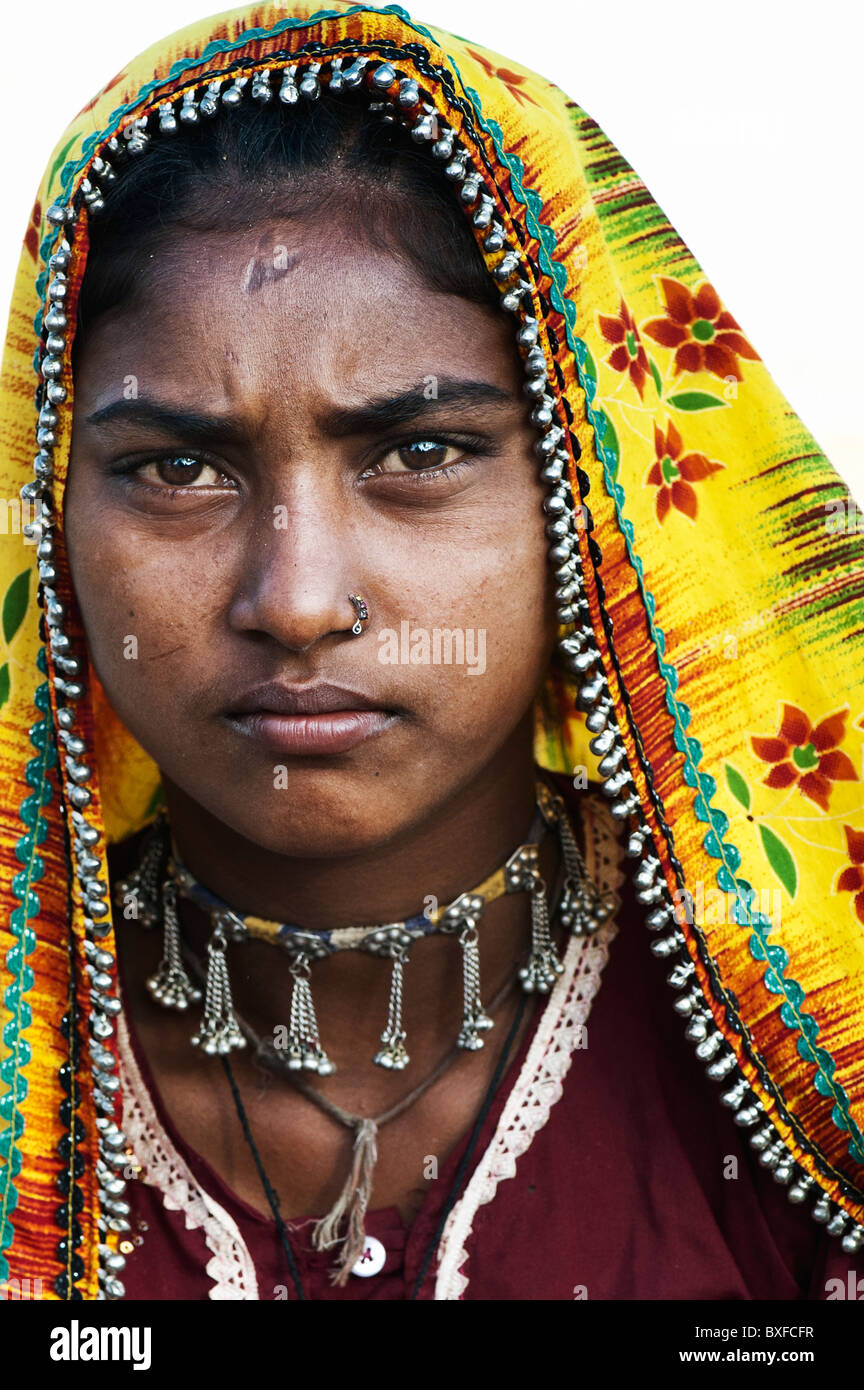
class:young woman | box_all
[1,1,862,1302]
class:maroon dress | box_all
[114,792,861,1302]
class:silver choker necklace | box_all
[114,776,615,1076]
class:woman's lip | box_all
[227,709,397,755]
[226,680,386,716]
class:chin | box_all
[210,777,421,860]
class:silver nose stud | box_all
[348,593,369,636]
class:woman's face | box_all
[65,213,557,855]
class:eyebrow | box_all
[84,400,248,444]
[84,377,517,442]
[324,378,516,435]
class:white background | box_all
[1,0,861,496]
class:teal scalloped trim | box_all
[0,665,57,1281]
[32,0,861,1169]
[459,86,864,1168]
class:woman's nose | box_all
[226,497,363,653]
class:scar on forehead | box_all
[241,248,301,294]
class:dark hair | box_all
[74,90,502,357]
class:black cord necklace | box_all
[221,986,530,1301]
[220,1053,307,1300]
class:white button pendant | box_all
[350,1235,386,1278]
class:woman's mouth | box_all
[223,681,399,755]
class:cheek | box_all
[479,504,556,706]
[387,481,554,736]
[64,489,216,710]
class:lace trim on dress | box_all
[432,791,626,1300]
[117,1008,260,1300]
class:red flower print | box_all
[644,419,724,523]
[597,300,651,399]
[835,824,864,926]
[642,277,760,382]
[25,201,41,263]
[751,704,858,811]
[466,49,540,107]
[75,66,128,117]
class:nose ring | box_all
[348,593,369,636]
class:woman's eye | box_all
[375,439,461,474]
[136,456,228,488]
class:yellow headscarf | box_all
[2,1,863,1298]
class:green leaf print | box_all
[758,823,798,899]
[724,762,751,811]
[2,570,30,645]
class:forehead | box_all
[74,220,518,410]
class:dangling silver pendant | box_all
[519,884,565,994]
[284,954,335,1075]
[113,813,167,928]
[556,804,616,934]
[456,923,494,1050]
[145,879,202,1010]
[190,921,247,1055]
[374,948,410,1070]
